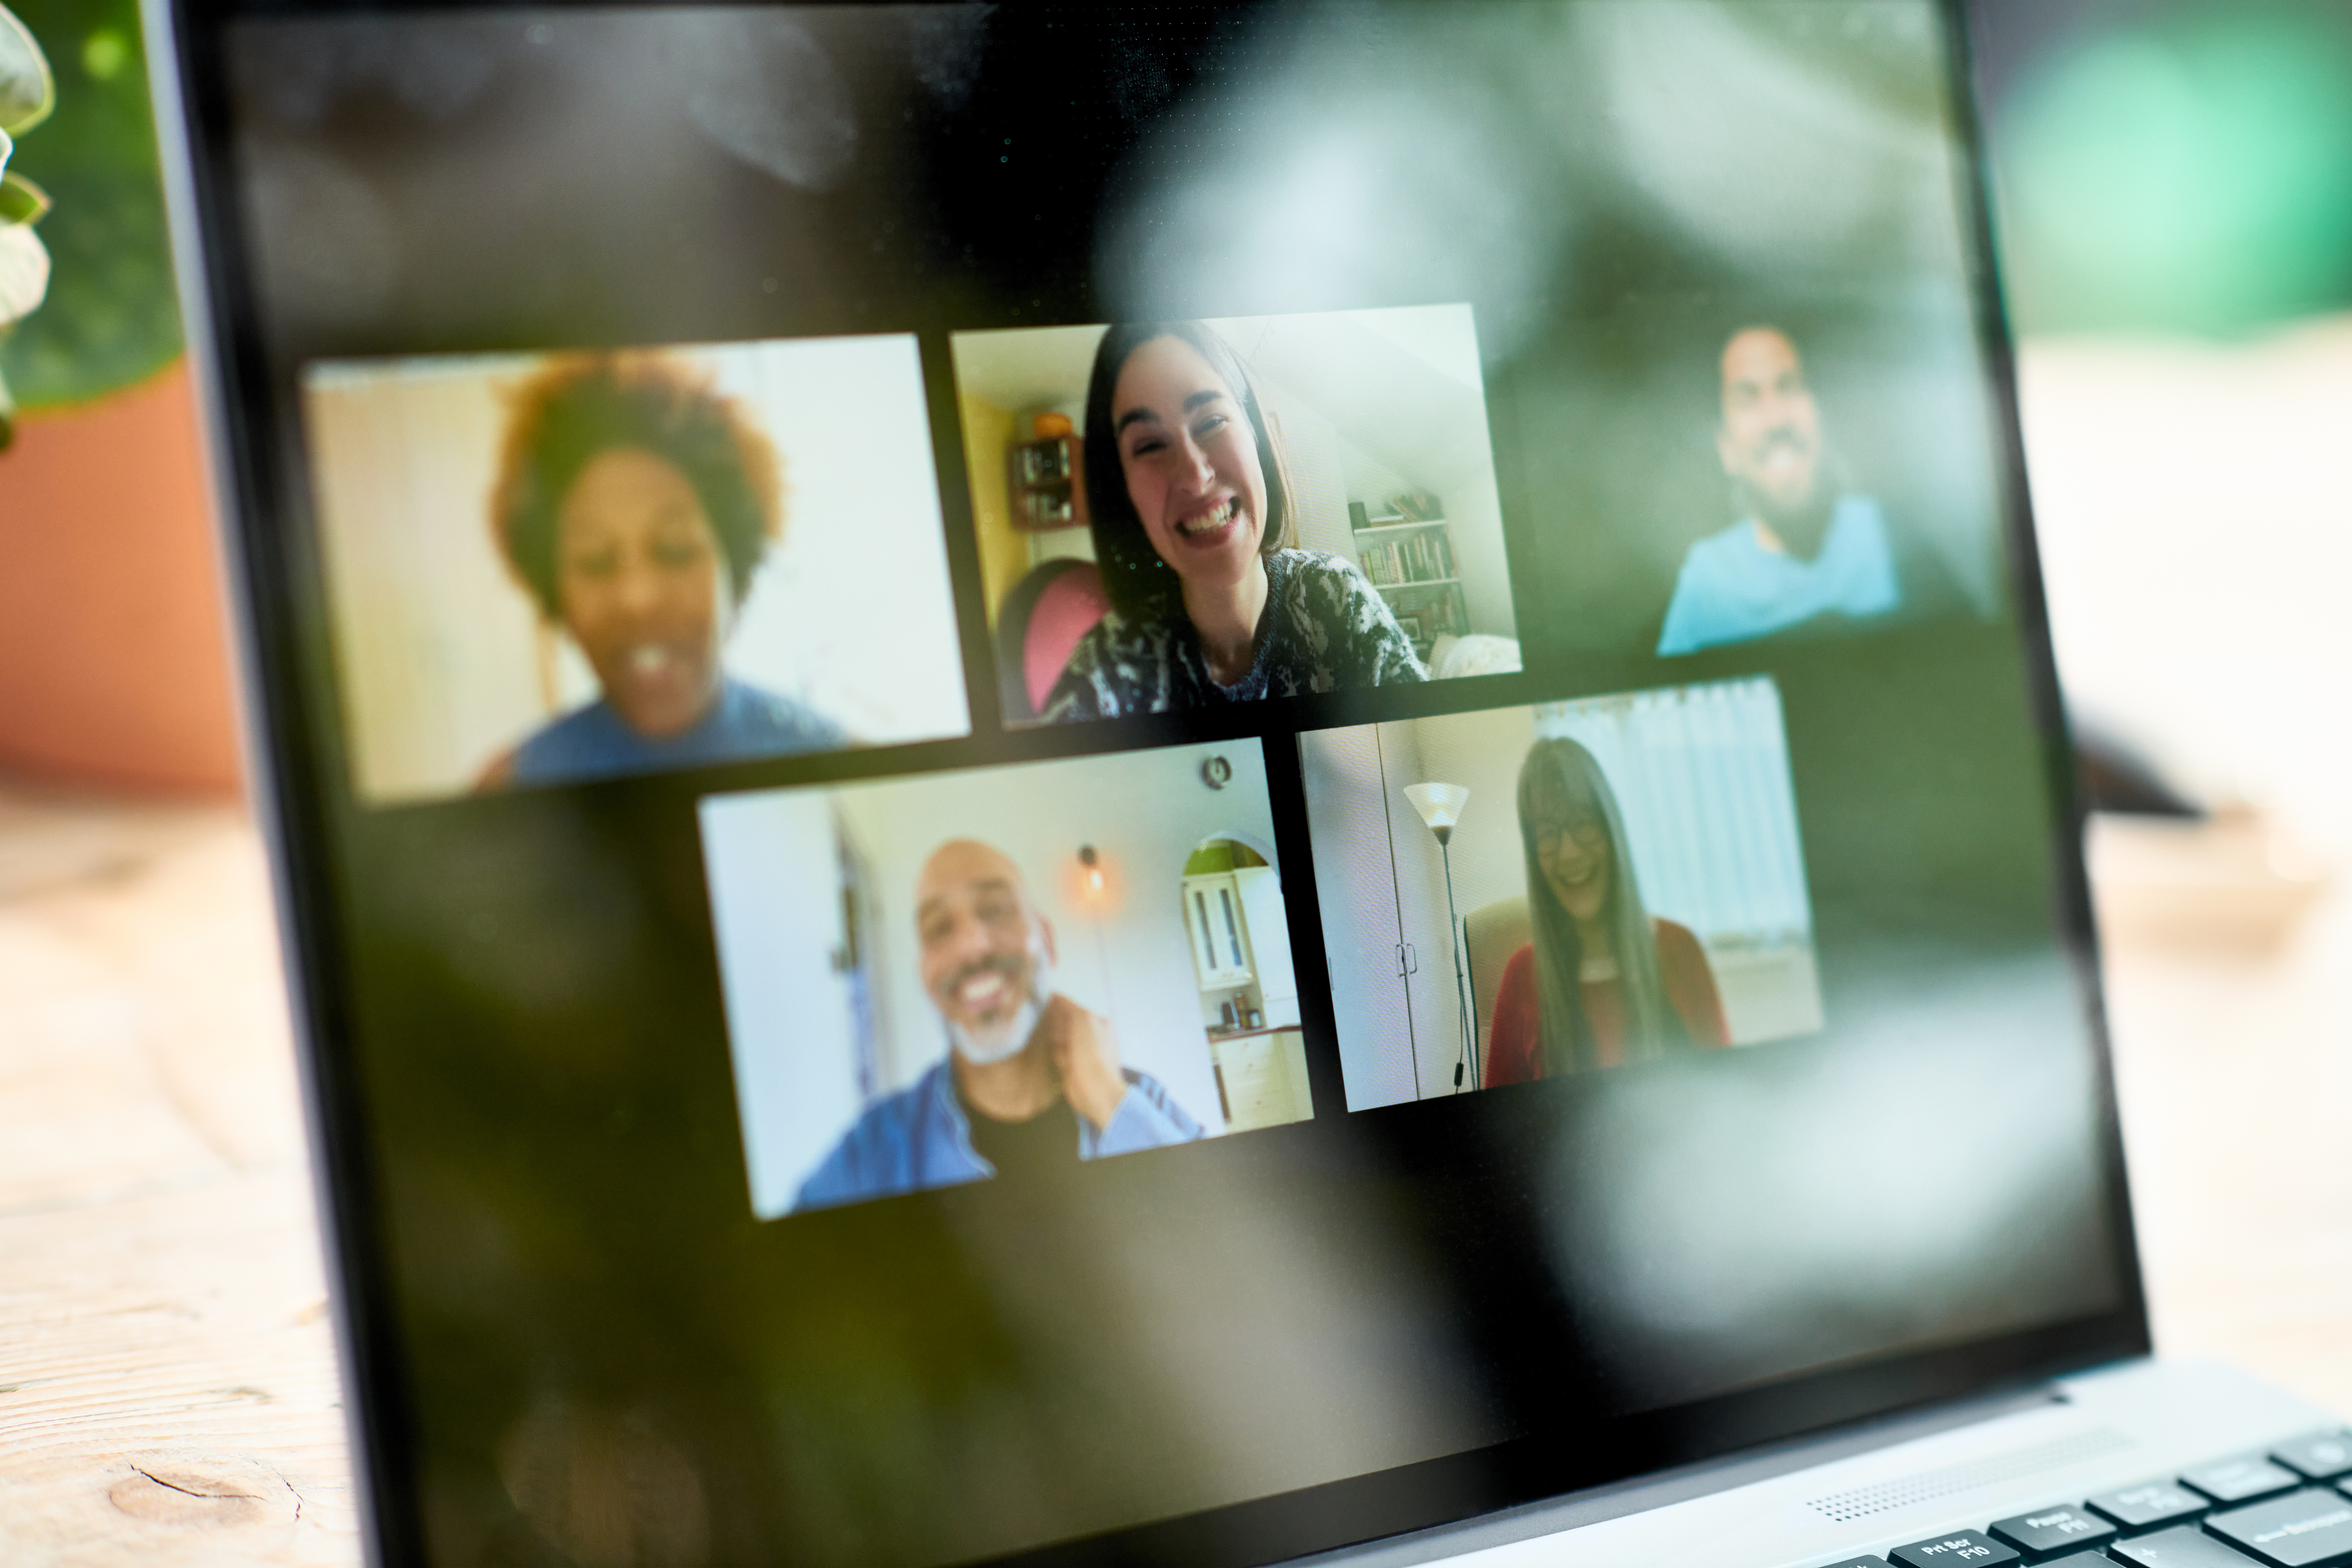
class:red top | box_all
[1481,920,1729,1086]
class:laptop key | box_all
[1815,1559,1892,1568]
[2106,1525,2263,1568]
[2204,1489,2352,1568]
[2092,1484,2213,1533]
[2186,1459,2303,1506]
[1891,1532,2024,1568]
[1992,1505,2120,1559]
[2274,1436,2352,1484]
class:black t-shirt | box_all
[960,1081,1083,1179]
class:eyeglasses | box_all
[1534,821,1606,857]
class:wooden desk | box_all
[3,800,2348,1564]
[0,795,355,1565]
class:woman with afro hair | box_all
[480,352,844,787]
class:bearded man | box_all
[1658,326,1934,657]
[795,838,1201,1210]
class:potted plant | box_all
[0,0,238,794]
[1,2,55,438]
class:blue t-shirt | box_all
[506,677,847,787]
[1656,496,1902,657]
[795,1058,1204,1212]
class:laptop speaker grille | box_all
[1805,1430,2134,1524]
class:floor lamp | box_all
[1402,783,1478,1092]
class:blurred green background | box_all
[4,0,2348,409]
[1977,0,2352,337]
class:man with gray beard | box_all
[795,838,1202,1211]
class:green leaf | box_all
[81,26,124,82]
[0,4,54,138]
[0,0,180,406]
[0,167,46,223]
[0,216,46,325]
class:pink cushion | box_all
[1024,564,1111,711]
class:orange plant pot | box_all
[0,359,243,795]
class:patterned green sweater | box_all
[1042,549,1428,722]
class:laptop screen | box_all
[178,1,2141,1563]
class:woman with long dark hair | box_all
[1039,320,1426,721]
[1483,738,1728,1084]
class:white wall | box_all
[700,788,863,1219]
[1391,704,1543,924]
[1237,305,1518,641]
[701,741,1295,1215]
[306,335,969,803]
[1259,389,1354,558]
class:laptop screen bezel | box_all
[143,1,2151,1562]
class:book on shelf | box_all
[1349,489,1445,531]
[1356,530,1456,586]
[1392,488,1444,522]
[1394,591,1466,640]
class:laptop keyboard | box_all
[1823,1431,2352,1568]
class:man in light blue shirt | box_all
[1658,326,1904,657]
[796,838,1202,1212]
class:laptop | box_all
[144,1,2349,1565]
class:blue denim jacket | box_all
[795,1059,1204,1212]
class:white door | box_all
[697,791,868,1218]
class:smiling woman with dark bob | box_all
[480,352,844,788]
[1040,321,1427,721]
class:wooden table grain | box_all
[2,791,2349,1564]
[0,791,356,1566]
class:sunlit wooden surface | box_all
[0,789,2345,1564]
[2023,320,2352,1423]
[2093,828,2352,1419]
[0,791,356,1566]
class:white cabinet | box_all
[1183,873,1253,987]
[1211,1028,1312,1131]
[1184,865,1301,1008]
[1230,865,1298,1025]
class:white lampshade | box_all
[1403,782,1469,844]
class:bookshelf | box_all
[1348,512,1467,660]
[1009,426,1087,531]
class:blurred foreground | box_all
[2014,316,2352,1419]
